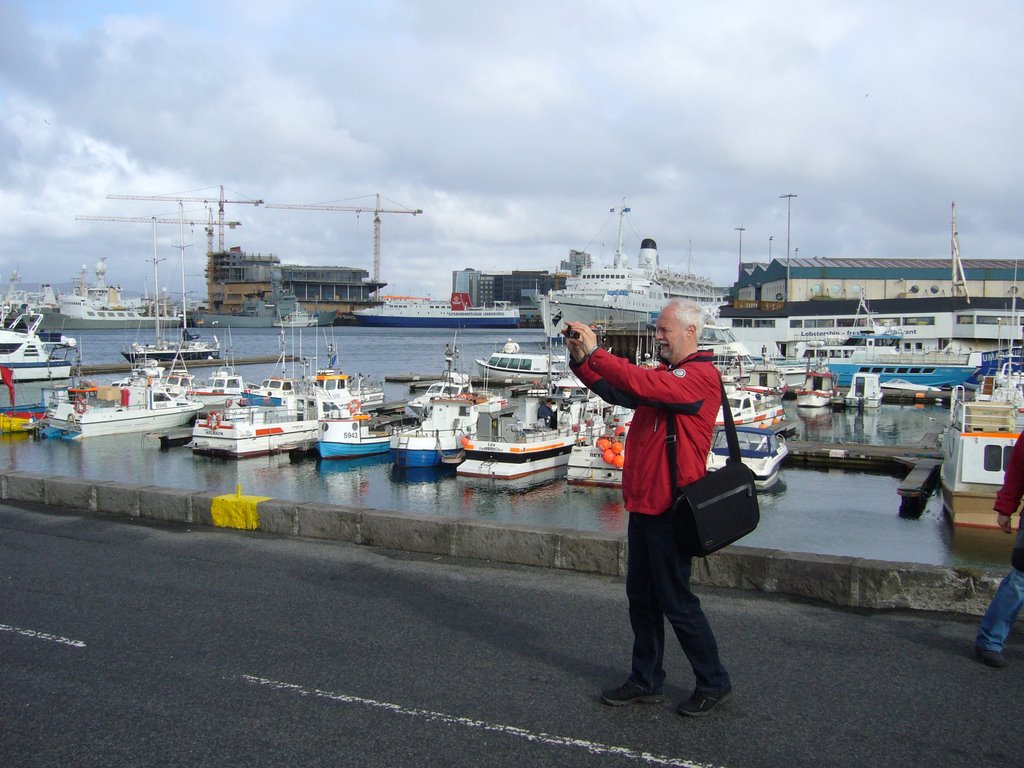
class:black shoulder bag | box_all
[666,376,760,557]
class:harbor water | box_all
[1,326,1016,571]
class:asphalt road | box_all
[1,502,1021,768]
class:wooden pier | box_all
[80,355,293,376]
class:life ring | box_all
[349,399,361,413]
[208,411,221,429]
[74,397,87,415]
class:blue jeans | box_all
[976,567,1024,652]
[626,511,731,693]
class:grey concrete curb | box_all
[1,470,1007,617]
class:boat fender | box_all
[74,397,87,415]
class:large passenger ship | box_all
[535,207,724,337]
[353,293,519,329]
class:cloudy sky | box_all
[2,1,1022,304]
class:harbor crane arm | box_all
[263,193,422,283]
[76,215,241,256]
[107,185,263,253]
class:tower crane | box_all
[106,185,263,253]
[76,215,242,256]
[263,193,422,283]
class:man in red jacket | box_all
[565,298,732,717]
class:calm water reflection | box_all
[1,327,1015,570]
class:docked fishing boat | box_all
[717,384,785,429]
[706,426,788,489]
[0,310,78,382]
[795,368,840,408]
[939,385,1020,530]
[318,414,393,459]
[743,359,789,398]
[41,378,203,439]
[566,410,631,488]
[456,389,597,480]
[191,397,320,459]
[0,369,46,433]
[536,206,724,336]
[353,292,519,329]
[475,339,567,382]
[390,392,501,468]
[184,367,248,408]
[845,372,883,409]
[405,344,473,418]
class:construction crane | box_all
[263,193,422,283]
[75,214,242,256]
[106,185,263,253]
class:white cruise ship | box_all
[536,208,724,337]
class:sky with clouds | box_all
[1,1,1022,304]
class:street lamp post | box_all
[780,193,797,301]
[735,226,745,281]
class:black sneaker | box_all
[600,680,664,706]
[975,645,1007,668]
[677,687,733,717]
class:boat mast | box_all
[950,201,970,304]
[612,200,631,269]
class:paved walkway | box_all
[1,503,1021,768]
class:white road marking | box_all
[242,674,723,768]
[0,623,86,648]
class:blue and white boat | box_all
[390,392,503,468]
[353,293,519,329]
[319,414,391,459]
[0,310,78,382]
[787,327,981,389]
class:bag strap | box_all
[666,373,741,492]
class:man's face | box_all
[655,308,695,365]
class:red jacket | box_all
[571,348,721,515]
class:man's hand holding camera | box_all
[563,322,598,364]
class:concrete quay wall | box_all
[1,469,1007,618]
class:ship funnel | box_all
[639,238,658,269]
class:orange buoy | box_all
[613,454,625,469]
[602,449,616,465]
[596,437,611,451]
[611,441,624,455]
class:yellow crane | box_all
[263,193,422,283]
[106,185,263,253]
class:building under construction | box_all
[204,248,384,320]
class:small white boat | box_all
[880,378,943,393]
[405,344,472,419]
[706,426,788,489]
[42,379,203,439]
[186,367,248,408]
[456,389,599,480]
[795,368,839,408]
[274,306,319,328]
[0,310,78,382]
[475,339,567,381]
[716,384,785,429]
[845,372,883,409]
[391,392,501,468]
[939,385,1019,530]
[566,407,631,488]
